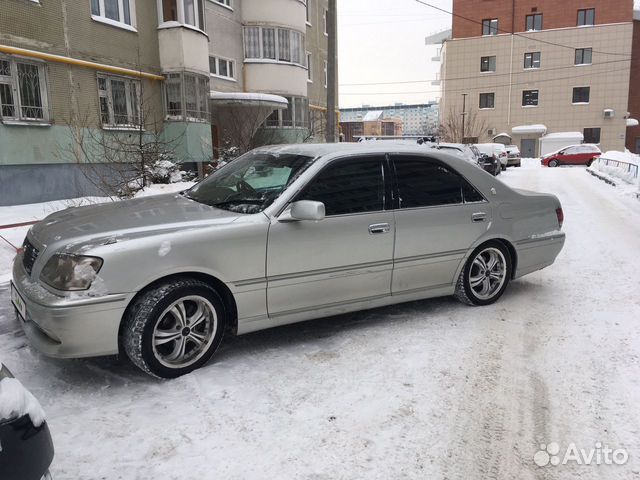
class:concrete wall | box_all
[452,0,633,39]
[442,23,633,152]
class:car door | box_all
[564,146,581,165]
[390,155,489,294]
[266,155,394,317]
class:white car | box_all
[475,143,509,171]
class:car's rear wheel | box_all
[122,278,226,378]
[455,242,512,306]
[586,158,594,167]
[548,159,559,168]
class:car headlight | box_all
[39,254,103,291]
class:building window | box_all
[264,96,309,128]
[91,0,136,28]
[97,75,140,127]
[306,52,312,82]
[577,8,595,26]
[324,60,328,88]
[480,56,496,72]
[164,72,209,122]
[575,48,592,65]
[243,27,306,67]
[525,13,543,31]
[479,93,495,109]
[572,86,590,104]
[159,0,204,30]
[522,89,539,106]
[211,0,231,8]
[584,127,601,144]
[209,56,235,80]
[482,19,498,36]
[524,52,541,69]
[306,0,310,24]
[0,56,49,122]
[323,8,328,35]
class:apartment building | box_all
[0,0,337,205]
[441,0,638,156]
[340,102,439,135]
[339,111,403,142]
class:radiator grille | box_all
[22,237,39,275]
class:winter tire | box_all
[548,159,559,168]
[454,241,512,306]
[123,278,226,378]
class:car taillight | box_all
[556,207,564,229]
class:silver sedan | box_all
[11,144,565,377]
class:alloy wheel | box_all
[468,247,507,300]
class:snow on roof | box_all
[543,132,584,140]
[512,124,547,134]
[362,111,384,122]
[492,132,511,139]
[209,92,288,108]
[626,118,639,127]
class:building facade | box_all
[339,111,403,142]
[0,0,337,206]
[441,0,636,156]
[340,103,439,136]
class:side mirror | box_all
[281,200,326,222]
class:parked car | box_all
[505,145,522,167]
[432,143,500,176]
[475,143,509,171]
[541,144,601,167]
[11,144,566,378]
[0,362,54,480]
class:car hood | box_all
[29,194,240,249]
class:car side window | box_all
[393,157,479,208]
[297,157,385,216]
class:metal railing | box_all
[596,157,639,179]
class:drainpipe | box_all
[326,0,337,143]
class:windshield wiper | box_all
[212,199,265,208]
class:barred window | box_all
[97,74,140,127]
[243,27,306,67]
[0,56,49,122]
[163,72,209,122]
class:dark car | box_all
[0,363,54,480]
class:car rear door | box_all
[390,155,489,293]
[266,155,394,317]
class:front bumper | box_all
[12,255,129,358]
[507,157,521,166]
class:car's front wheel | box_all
[122,278,226,378]
[455,242,512,306]
[548,159,559,167]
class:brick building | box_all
[441,0,639,156]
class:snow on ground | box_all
[1,165,640,479]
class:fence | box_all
[596,157,639,180]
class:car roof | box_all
[254,142,463,159]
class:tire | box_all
[454,241,512,306]
[122,278,227,378]
[515,161,521,167]
[586,158,593,167]
[548,159,559,168]
[501,164,507,171]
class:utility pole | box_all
[461,93,468,143]
[326,0,337,143]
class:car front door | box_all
[390,155,489,294]
[266,156,394,318]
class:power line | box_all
[340,63,632,95]
[413,0,632,58]
[339,58,631,87]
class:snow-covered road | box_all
[1,163,640,479]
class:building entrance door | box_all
[521,139,537,158]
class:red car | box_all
[541,144,601,167]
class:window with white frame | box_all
[158,0,205,30]
[164,72,209,121]
[211,0,231,8]
[97,74,140,127]
[323,8,328,35]
[0,56,49,122]
[306,52,312,82]
[243,27,306,67]
[264,96,309,129]
[323,60,328,88]
[306,0,310,24]
[91,0,136,28]
[209,56,235,80]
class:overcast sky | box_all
[338,0,453,108]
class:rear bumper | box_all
[507,157,521,166]
[12,255,128,358]
[514,233,566,278]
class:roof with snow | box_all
[512,124,547,134]
[209,92,288,108]
[362,111,384,122]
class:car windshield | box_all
[185,151,315,214]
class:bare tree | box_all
[438,106,488,143]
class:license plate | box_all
[10,282,27,321]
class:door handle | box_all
[471,212,487,222]
[369,223,391,234]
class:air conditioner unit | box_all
[487,128,495,136]
[604,109,615,119]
